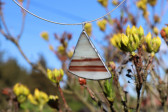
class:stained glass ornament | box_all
[68,30,111,80]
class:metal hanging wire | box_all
[12,0,126,25]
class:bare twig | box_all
[98,81,117,112]
[58,84,71,112]
[0,10,11,35]
[17,0,30,40]
[136,56,153,112]
[65,82,95,112]
[146,83,161,102]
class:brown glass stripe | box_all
[71,58,101,62]
[69,66,105,69]
[69,68,107,72]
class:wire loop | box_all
[12,0,126,25]
[82,22,86,30]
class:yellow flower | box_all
[131,26,137,34]
[154,36,161,53]
[67,50,74,58]
[143,11,149,19]
[98,0,108,8]
[148,0,157,6]
[28,89,48,106]
[48,95,59,109]
[145,32,161,53]
[153,27,159,35]
[84,23,92,36]
[136,0,147,11]
[164,27,168,35]
[13,83,30,103]
[49,95,59,100]
[57,45,65,54]
[13,83,30,96]
[126,25,131,36]
[138,26,144,37]
[110,34,121,48]
[28,94,38,105]
[112,0,118,5]
[146,32,152,44]
[97,19,107,31]
[121,34,129,46]
[40,31,49,41]
[47,69,64,84]
[49,45,54,51]
[110,25,146,53]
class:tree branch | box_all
[17,0,30,40]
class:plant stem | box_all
[58,84,70,111]
[84,85,108,111]
[136,56,153,112]
[98,81,118,112]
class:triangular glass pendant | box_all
[68,30,111,80]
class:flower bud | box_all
[156,36,161,46]
[78,78,86,85]
[67,50,73,58]
[143,11,149,19]
[142,44,146,51]
[109,61,116,70]
[18,0,24,2]
[138,26,144,37]
[97,19,107,31]
[154,15,160,23]
[28,94,38,105]
[98,0,108,8]
[145,32,152,44]
[57,45,65,54]
[160,29,166,39]
[133,34,140,47]
[148,0,157,6]
[154,36,161,53]
[126,25,131,36]
[40,31,49,41]
[136,1,147,10]
[48,95,59,109]
[131,26,137,34]
[145,32,152,52]
[84,23,92,36]
[110,37,117,47]
[153,27,159,35]
[111,31,141,53]
[164,27,168,35]
[49,95,59,100]
[129,34,133,43]
[47,69,64,84]
[13,83,30,103]
[49,45,54,51]
[67,33,72,40]
[112,0,118,5]
[145,34,161,53]
[151,52,155,57]
[131,52,136,56]
[121,34,129,46]
[28,89,48,106]
[112,34,122,48]
[34,88,40,99]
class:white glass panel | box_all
[68,31,111,80]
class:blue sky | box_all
[0,0,168,96]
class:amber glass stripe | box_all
[69,66,105,69]
[71,58,101,62]
[69,68,107,72]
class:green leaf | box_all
[104,77,115,102]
